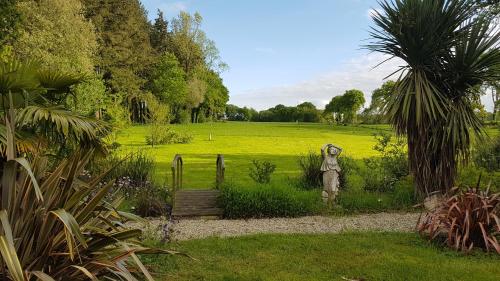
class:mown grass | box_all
[143,232,500,281]
[116,122,385,188]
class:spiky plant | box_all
[0,150,177,280]
[418,184,500,253]
[0,59,109,155]
[367,0,500,196]
[0,59,173,279]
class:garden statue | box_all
[321,143,342,204]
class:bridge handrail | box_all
[216,154,225,189]
[171,154,183,192]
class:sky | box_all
[141,0,494,111]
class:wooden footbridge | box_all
[171,154,225,218]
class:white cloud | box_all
[229,52,495,112]
[229,53,405,110]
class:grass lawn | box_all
[116,122,387,188]
[143,232,500,281]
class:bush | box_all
[249,160,276,184]
[219,183,322,218]
[338,156,357,189]
[359,133,409,192]
[457,166,500,191]
[145,126,193,145]
[298,151,323,189]
[473,136,500,172]
[0,150,162,279]
[418,185,500,254]
[134,185,170,217]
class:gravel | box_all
[136,212,422,241]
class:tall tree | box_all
[325,90,365,124]
[83,0,154,96]
[367,0,500,196]
[149,52,187,119]
[14,0,98,73]
[0,0,20,51]
[150,9,169,54]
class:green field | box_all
[116,122,388,188]
[143,232,500,281]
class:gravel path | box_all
[137,212,421,241]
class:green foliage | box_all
[361,80,395,124]
[337,176,415,212]
[219,183,322,218]
[325,89,366,124]
[367,0,500,195]
[252,103,321,122]
[225,104,258,121]
[473,136,500,172]
[0,0,20,46]
[0,148,166,279]
[83,0,154,96]
[298,151,323,189]
[134,185,169,217]
[249,160,276,184]
[0,59,109,154]
[149,52,187,112]
[457,166,500,191]
[145,126,193,146]
[14,0,98,73]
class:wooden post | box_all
[216,154,225,189]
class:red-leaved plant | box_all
[418,184,500,254]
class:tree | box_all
[0,0,20,47]
[342,89,365,123]
[296,102,321,122]
[199,69,229,121]
[367,0,500,196]
[149,52,187,119]
[13,0,107,118]
[0,59,109,155]
[150,9,169,54]
[169,12,205,75]
[83,0,154,122]
[324,90,365,124]
[363,81,395,123]
[325,95,344,123]
[14,0,98,73]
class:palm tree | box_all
[367,0,500,196]
[0,59,109,156]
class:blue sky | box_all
[141,0,493,111]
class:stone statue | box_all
[321,143,342,204]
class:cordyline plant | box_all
[418,183,500,254]
[367,0,500,196]
[0,59,175,280]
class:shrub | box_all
[134,185,170,217]
[336,175,415,213]
[338,156,357,189]
[145,126,193,145]
[219,183,322,218]
[360,133,409,192]
[298,151,323,189]
[457,166,500,191]
[0,150,165,279]
[249,160,276,184]
[418,185,500,254]
[473,136,500,172]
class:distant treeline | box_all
[226,102,322,123]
